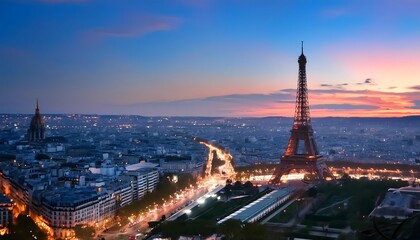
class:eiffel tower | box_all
[269,42,332,185]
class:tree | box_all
[217,219,243,240]
[211,151,224,174]
[243,222,267,239]
[341,173,352,184]
[0,215,47,240]
[307,187,318,198]
[74,224,95,240]
[233,181,243,190]
[243,181,253,189]
[225,183,233,199]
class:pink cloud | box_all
[123,88,420,117]
[329,43,420,91]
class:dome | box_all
[27,99,46,142]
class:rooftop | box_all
[43,187,104,208]
[218,187,293,224]
[381,191,412,208]
[125,161,158,171]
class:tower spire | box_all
[301,41,303,54]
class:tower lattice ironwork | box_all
[269,42,332,185]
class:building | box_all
[159,159,204,176]
[0,160,160,239]
[218,187,293,224]
[0,194,13,233]
[27,99,46,142]
[369,186,420,220]
[125,162,159,194]
[127,168,159,201]
[38,187,113,238]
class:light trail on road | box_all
[200,141,235,179]
[106,140,236,240]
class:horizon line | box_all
[1,112,419,119]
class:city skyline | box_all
[1,0,420,117]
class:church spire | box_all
[35,98,40,115]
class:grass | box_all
[301,178,408,231]
[316,201,347,216]
[269,200,305,223]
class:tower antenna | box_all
[301,41,304,54]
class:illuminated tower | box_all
[27,99,46,142]
[269,43,331,185]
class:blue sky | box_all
[1,0,419,117]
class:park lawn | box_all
[269,200,305,223]
[302,178,408,230]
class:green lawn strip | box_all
[268,200,304,223]
[316,201,347,216]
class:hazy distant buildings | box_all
[27,100,46,142]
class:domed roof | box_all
[29,99,45,129]
[27,99,46,142]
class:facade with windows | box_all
[0,194,13,233]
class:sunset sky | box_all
[1,0,419,117]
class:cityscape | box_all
[1,1,420,240]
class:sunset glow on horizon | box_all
[1,0,419,117]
